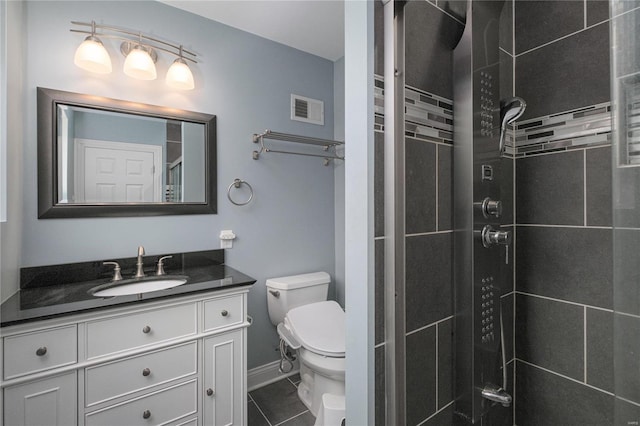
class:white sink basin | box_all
[90,276,188,297]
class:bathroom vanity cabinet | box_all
[1,286,250,426]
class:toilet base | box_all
[314,393,345,426]
[297,361,345,417]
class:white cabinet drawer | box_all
[85,341,197,406]
[86,303,197,359]
[4,325,77,379]
[85,379,197,426]
[203,294,243,331]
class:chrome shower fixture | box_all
[499,97,526,156]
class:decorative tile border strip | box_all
[374,75,453,144]
[507,102,612,157]
[374,75,611,156]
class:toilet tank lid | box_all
[265,272,330,290]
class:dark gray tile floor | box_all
[248,374,317,426]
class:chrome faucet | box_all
[135,246,146,278]
[481,383,512,407]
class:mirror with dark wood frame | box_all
[37,87,217,218]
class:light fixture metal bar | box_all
[70,21,197,62]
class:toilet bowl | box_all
[266,273,346,423]
[284,300,345,416]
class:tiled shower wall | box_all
[374,1,640,425]
[373,1,464,424]
[513,1,640,424]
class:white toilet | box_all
[266,272,346,425]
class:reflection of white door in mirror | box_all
[74,139,162,203]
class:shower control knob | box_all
[481,225,511,248]
[481,197,502,218]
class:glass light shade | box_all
[166,58,195,90]
[74,36,112,74]
[123,46,157,80]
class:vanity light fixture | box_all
[73,21,112,74]
[71,21,196,90]
[166,46,195,90]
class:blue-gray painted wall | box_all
[17,0,336,369]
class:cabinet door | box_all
[4,372,77,426]
[203,329,245,426]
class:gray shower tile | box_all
[515,22,610,120]
[406,233,453,332]
[500,157,514,225]
[375,131,384,238]
[587,0,610,26]
[437,318,453,409]
[406,138,437,234]
[516,226,613,308]
[424,404,454,426]
[248,400,270,426]
[515,294,584,381]
[515,361,614,426]
[501,293,514,362]
[375,345,386,426]
[249,379,307,425]
[438,144,453,231]
[586,308,614,393]
[405,0,465,98]
[514,0,585,54]
[406,325,437,426]
[499,0,513,54]
[499,50,513,101]
[586,146,612,227]
[614,313,640,404]
[375,239,385,345]
[498,226,514,295]
[613,229,640,316]
[616,397,640,426]
[516,150,584,226]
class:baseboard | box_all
[247,359,300,392]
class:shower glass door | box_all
[610,2,640,424]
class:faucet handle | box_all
[103,261,123,281]
[156,255,172,276]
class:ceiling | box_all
[159,0,345,61]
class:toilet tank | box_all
[266,272,330,326]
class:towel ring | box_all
[227,178,253,206]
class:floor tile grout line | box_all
[250,399,274,426]
[273,410,312,426]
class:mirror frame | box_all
[37,87,217,218]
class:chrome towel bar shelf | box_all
[252,129,345,166]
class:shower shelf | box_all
[252,129,345,166]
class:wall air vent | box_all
[291,94,324,125]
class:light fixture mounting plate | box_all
[120,41,158,63]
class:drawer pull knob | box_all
[221,310,229,317]
[206,388,215,397]
[143,410,151,419]
[142,325,151,334]
[142,368,151,377]
[35,347,47,356]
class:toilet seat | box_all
[285,301,345,357]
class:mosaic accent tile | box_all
[374,76,612,157]
[507,102,612,157]
[374,76,453,145]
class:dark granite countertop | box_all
[1,249,256,327]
